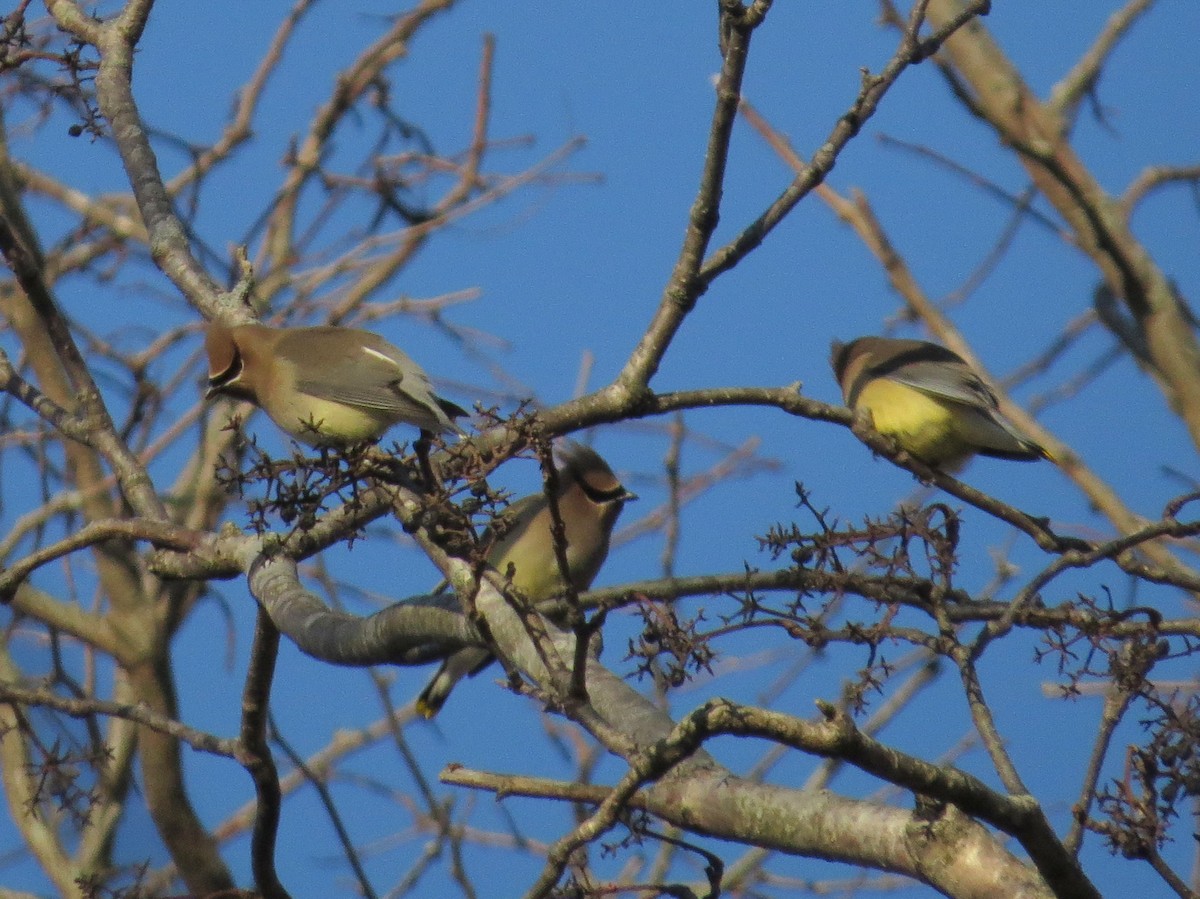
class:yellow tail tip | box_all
[415,699,439,719]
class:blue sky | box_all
[4,2,1200,896]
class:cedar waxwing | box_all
[204,323,467,446]
[415,440,635,718]
[830,336,1051,470]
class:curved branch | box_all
[1121,163,1200,216]
[247,554,478,666]
[703,700,1094,898]
[40,0,101,43]
[1048,0,1157,118]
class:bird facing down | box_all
[204,323,467,446]
[830,336,1052,470]
[415,440,636,718]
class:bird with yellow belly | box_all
[831,336,1053,471]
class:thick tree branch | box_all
[247,554,478,666]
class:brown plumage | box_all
[205,323,466,446]
[831,336,1051,470]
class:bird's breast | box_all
[856,379,965,466]
[262,391,392,445]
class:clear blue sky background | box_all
[4,2,1200,896]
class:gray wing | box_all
[287,331,458,431]
[887,359,1001,412]
[294,346,427,410]
[891,360,1045,458]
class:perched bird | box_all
[204,323,467,446]
[415,440,636,718]
[830,336,1051,470]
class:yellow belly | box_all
[265,394,391,445]
[856,380,970,468]
[510,563,568,602]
